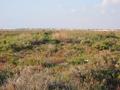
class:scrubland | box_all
[0,29,120,90]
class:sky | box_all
[0,0,120,29]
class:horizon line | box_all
[0,27,120,30]
[0,28,120,31]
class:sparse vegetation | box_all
[0,29,120,90]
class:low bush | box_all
[0,70,13,86]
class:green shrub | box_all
[42,32,52,41]
[10,42,33,52]
[81,38,94,46]
[9,58,19,66]
[93,39,117,50]
[105,32,119,39]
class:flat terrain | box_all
[0,29,120,90]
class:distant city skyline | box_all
[0,0,120,29]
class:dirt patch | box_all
[0,57,7,70]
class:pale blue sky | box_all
[0,0,120,29]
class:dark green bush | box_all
[42,62,56,68]
[0,70,13,86]
[10,42,33,52]
[93,39,117,50]
[105,32,119,39]
[72,69,120,90]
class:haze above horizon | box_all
[0,0,120,29]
